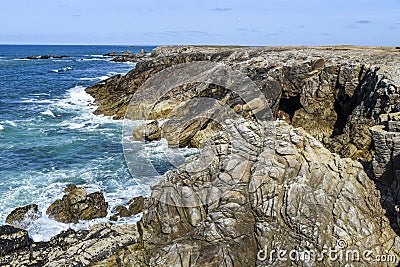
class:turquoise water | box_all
[0,45,195,241]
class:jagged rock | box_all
[87,46,400,163]
[97,120,400,266]
[0,226,32,257]
[0,223,139,266]
[128,196,145,215]
[110,206,131,221]
[3,119,400,266]
[105,50,150,63]
[46,186,108,223]
[132,120,161,141]
[5,204,40,229]
[370,112,400,191]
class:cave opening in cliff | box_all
[278,95,302,122]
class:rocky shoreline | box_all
[2,45,400,266]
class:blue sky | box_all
[1,0,399,45]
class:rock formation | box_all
[370,112,400,209]
[104,50,150,62]
[3,120,399,266]
[110,196,145,221]
[46,185,108,223]
[5,204,40,229]
[0,224,139,266]
[0,226,32,257]
[2,46,400,266]
[132,120,162,141]
[97,120,400,266]
[86,46,400,163]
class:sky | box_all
[0,0,399,46]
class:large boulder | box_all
[46,186,108,224]
[5,204,40,229]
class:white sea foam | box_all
[20,99,55,104]
[4,120,17,127]
[81,58,106,61]
[122,62,137,66]
[52,66,72,73]
[41,108,56,117]
[79,75,110,81]
[0,124,4,131]
[53,86,119,131]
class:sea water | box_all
[0,45,196,241]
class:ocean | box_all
[0,45,196,241]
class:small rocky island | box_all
[1,46,400,266]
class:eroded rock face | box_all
[46,186,108,223]
[86,46,400,163]
[132,120,162,141]
[5,204,40,229]
[97,120,400,266]
[370,112,400,207]
[0,223,139,267]
[0,226,32,257]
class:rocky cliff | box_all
[2,46,400,266]
[86,46,400,163]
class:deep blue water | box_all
[0,45,195,241]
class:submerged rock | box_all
[46,186,108,223]
[5,204,40,229]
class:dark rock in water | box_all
[131,120,161,141]
[46,186,108,223]
[0,225,32,256]
[110,206,131,221]
[80,192,108,221]
[104,51,118,56]
[128,196,145,215]
[121,50,132,56]
[5,204,40,229]
[23,55,69,60]
[115,206,131,217]
[110,197,146,221]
